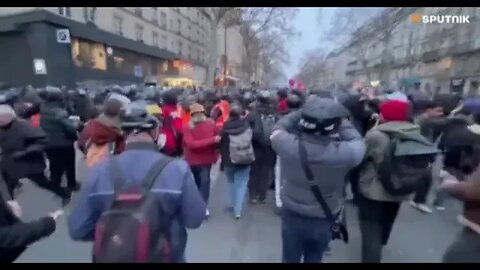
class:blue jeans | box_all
[224,166,251,216]
[281,209,332,263]
[190,165,212,204]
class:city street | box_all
[15,153,463,263]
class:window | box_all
[134,8,143,17]
[178,40,183,55]
[71,38,107,70]
[135,24,144,42]
[152,8,158,25]
[196,30,200,42]
[161,35,167,49]
[113,16,123,36]
[58,7,71,17]
[152,31,159,47]
[177,19,182,34]
[83,7,96,23]
[160,12,167,29]
[188,45,191,58]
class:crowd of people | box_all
[0,83,479,263]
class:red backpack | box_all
[93,157,173,263]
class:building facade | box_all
[326,7,480,95]
[0,7,216,87]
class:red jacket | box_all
[277,99,288,114]
[161,104,184,156]
[183,119,219,166]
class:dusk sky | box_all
[285,7,336,79]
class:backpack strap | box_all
[298,134,336,222]
[109,156,125,194]
[141,157,174,191]
[109,156,173,194]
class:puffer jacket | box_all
[0,119,48,180]
[40,104,77,148]
[272,113,365,219]
[359,121,424,202]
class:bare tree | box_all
[324,8,386,83]
[199,8,238,87]
[374,8,416,83]
[234,8,299,83]
[296,48,327,89]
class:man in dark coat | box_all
[40,87,80,193]
[0,104,71,204]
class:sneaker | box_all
[205,209,210,218]
[410,201,432,214]
[61,192,72,207]
[250,198,258,204]
[235,214,241,220]
[435,205,446,211]
[68,182,81,192]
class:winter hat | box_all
[107,93,131,107]
[0,104,16,127]
[189,103,205,116]
[380,100,410,122]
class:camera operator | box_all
[271,95,366,263]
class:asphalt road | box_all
[15,153,463,263]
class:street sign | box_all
[134,65,143,78]
[56,29,71,43]
[33,59,47,75]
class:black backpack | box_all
[378,131,439,196]
[93,157,173,263]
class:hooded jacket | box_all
[0,119,48,180]
[78,113,125,154]
[40,104,78,148]
[67,142,206,262]
[272,110,365,218]
[359,121,425,202]
[219,117,253,168]
[161,104,183,156]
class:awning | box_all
[400,77,421,87]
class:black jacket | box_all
[0,191,56,262]
[220,118,255,168]
[0,119,48,180]
[40,104,78,148]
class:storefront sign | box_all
[451,78,465,87]
[56,29,71,43]
[33,59,47,75]
[134,65,143,78]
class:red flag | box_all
[288,78,296,88]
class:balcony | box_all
[422,49,441,63]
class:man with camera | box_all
[271,95,366,263]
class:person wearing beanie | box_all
[357,99,431,263]
[379,100,410,122]
[182,103,220,218]
[0,104,71,205]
